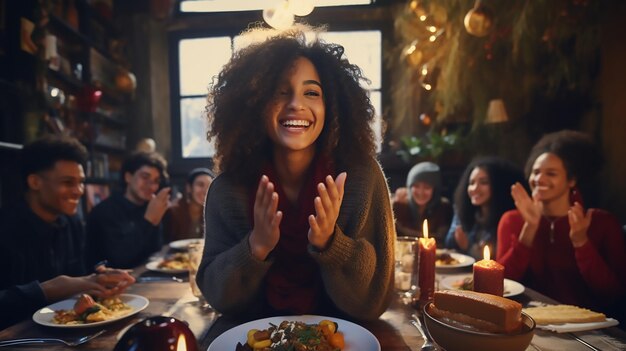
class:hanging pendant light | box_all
[263,1,294,30]
[288,0,314,16]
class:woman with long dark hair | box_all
[445,157,526,259]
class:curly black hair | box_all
[206,25,376,184]
[454,156,526,233]
[21,135,88,188]
[524,130,603,205]
[120,151,169,189]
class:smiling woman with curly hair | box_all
[197,25,394,321]
[207,25,377,184]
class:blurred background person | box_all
[445,156,526,259]
[0,135,134,329]
[497,130,626,322]
[165,167,215,242]
[87,151,170,268]
[392,161,452,241]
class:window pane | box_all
[318,31,381,89]
[177,30,382,159]
[180,97,214,158]
[179,37,232,96]
[370,91,382,152]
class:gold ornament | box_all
[464,4,493,37]
[115,70,137,93]
[419,113,432,126]
[409,0,427,19]
[404,41,422,67]
[403,40,424,67]
[429,4,448,26]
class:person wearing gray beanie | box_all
[392,161,453,240]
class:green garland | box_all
[394,0,602,126]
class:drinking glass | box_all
[187,240,210,308]
[395,236,419,292]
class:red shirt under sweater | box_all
[249,157,335,315]
[496,209,626,315]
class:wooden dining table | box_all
[1,249,625,351]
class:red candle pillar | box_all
[418,220,436,302]
[473,245,504,296]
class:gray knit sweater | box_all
[196,156,395,321]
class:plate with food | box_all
[169,238,203,251]
[207,315,380,351]
[146,252,191,273]
[435,250,476,269]
[33,293,149,328]
[522,305,619,333]
[439,274,525,297]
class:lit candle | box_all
[472,245,504,296]
[418,219,436,302]
[177,334,187,351]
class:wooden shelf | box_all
[84,2,118,35]
[93,142,126,154]
[48,68,84,90]
[93,110,128,127]
[4,0,130,185]
[49,15,89,46]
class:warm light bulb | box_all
[263,2,294,30]
[287,0,314,16]
[483,245,491,260]
[423,219,429,239]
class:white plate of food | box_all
[435,250,476,269]
[439,274,525,297]
[207,315,380,351]
[169,238,203,251]
[145,252,191,273]
[33,294,149,328]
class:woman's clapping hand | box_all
[511,182,542,227]
[308,172,347,251]
[249,175,283,260]
[568,202,592,248]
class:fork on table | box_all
[0,329,106,347]
[410,313,437,351]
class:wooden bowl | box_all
[422,302,535,351]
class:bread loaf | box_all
[430,290,523,334]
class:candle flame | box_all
[177,333,187,351]
[483,245,491,260]
[423,219,429,239]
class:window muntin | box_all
[176,30,382,158]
